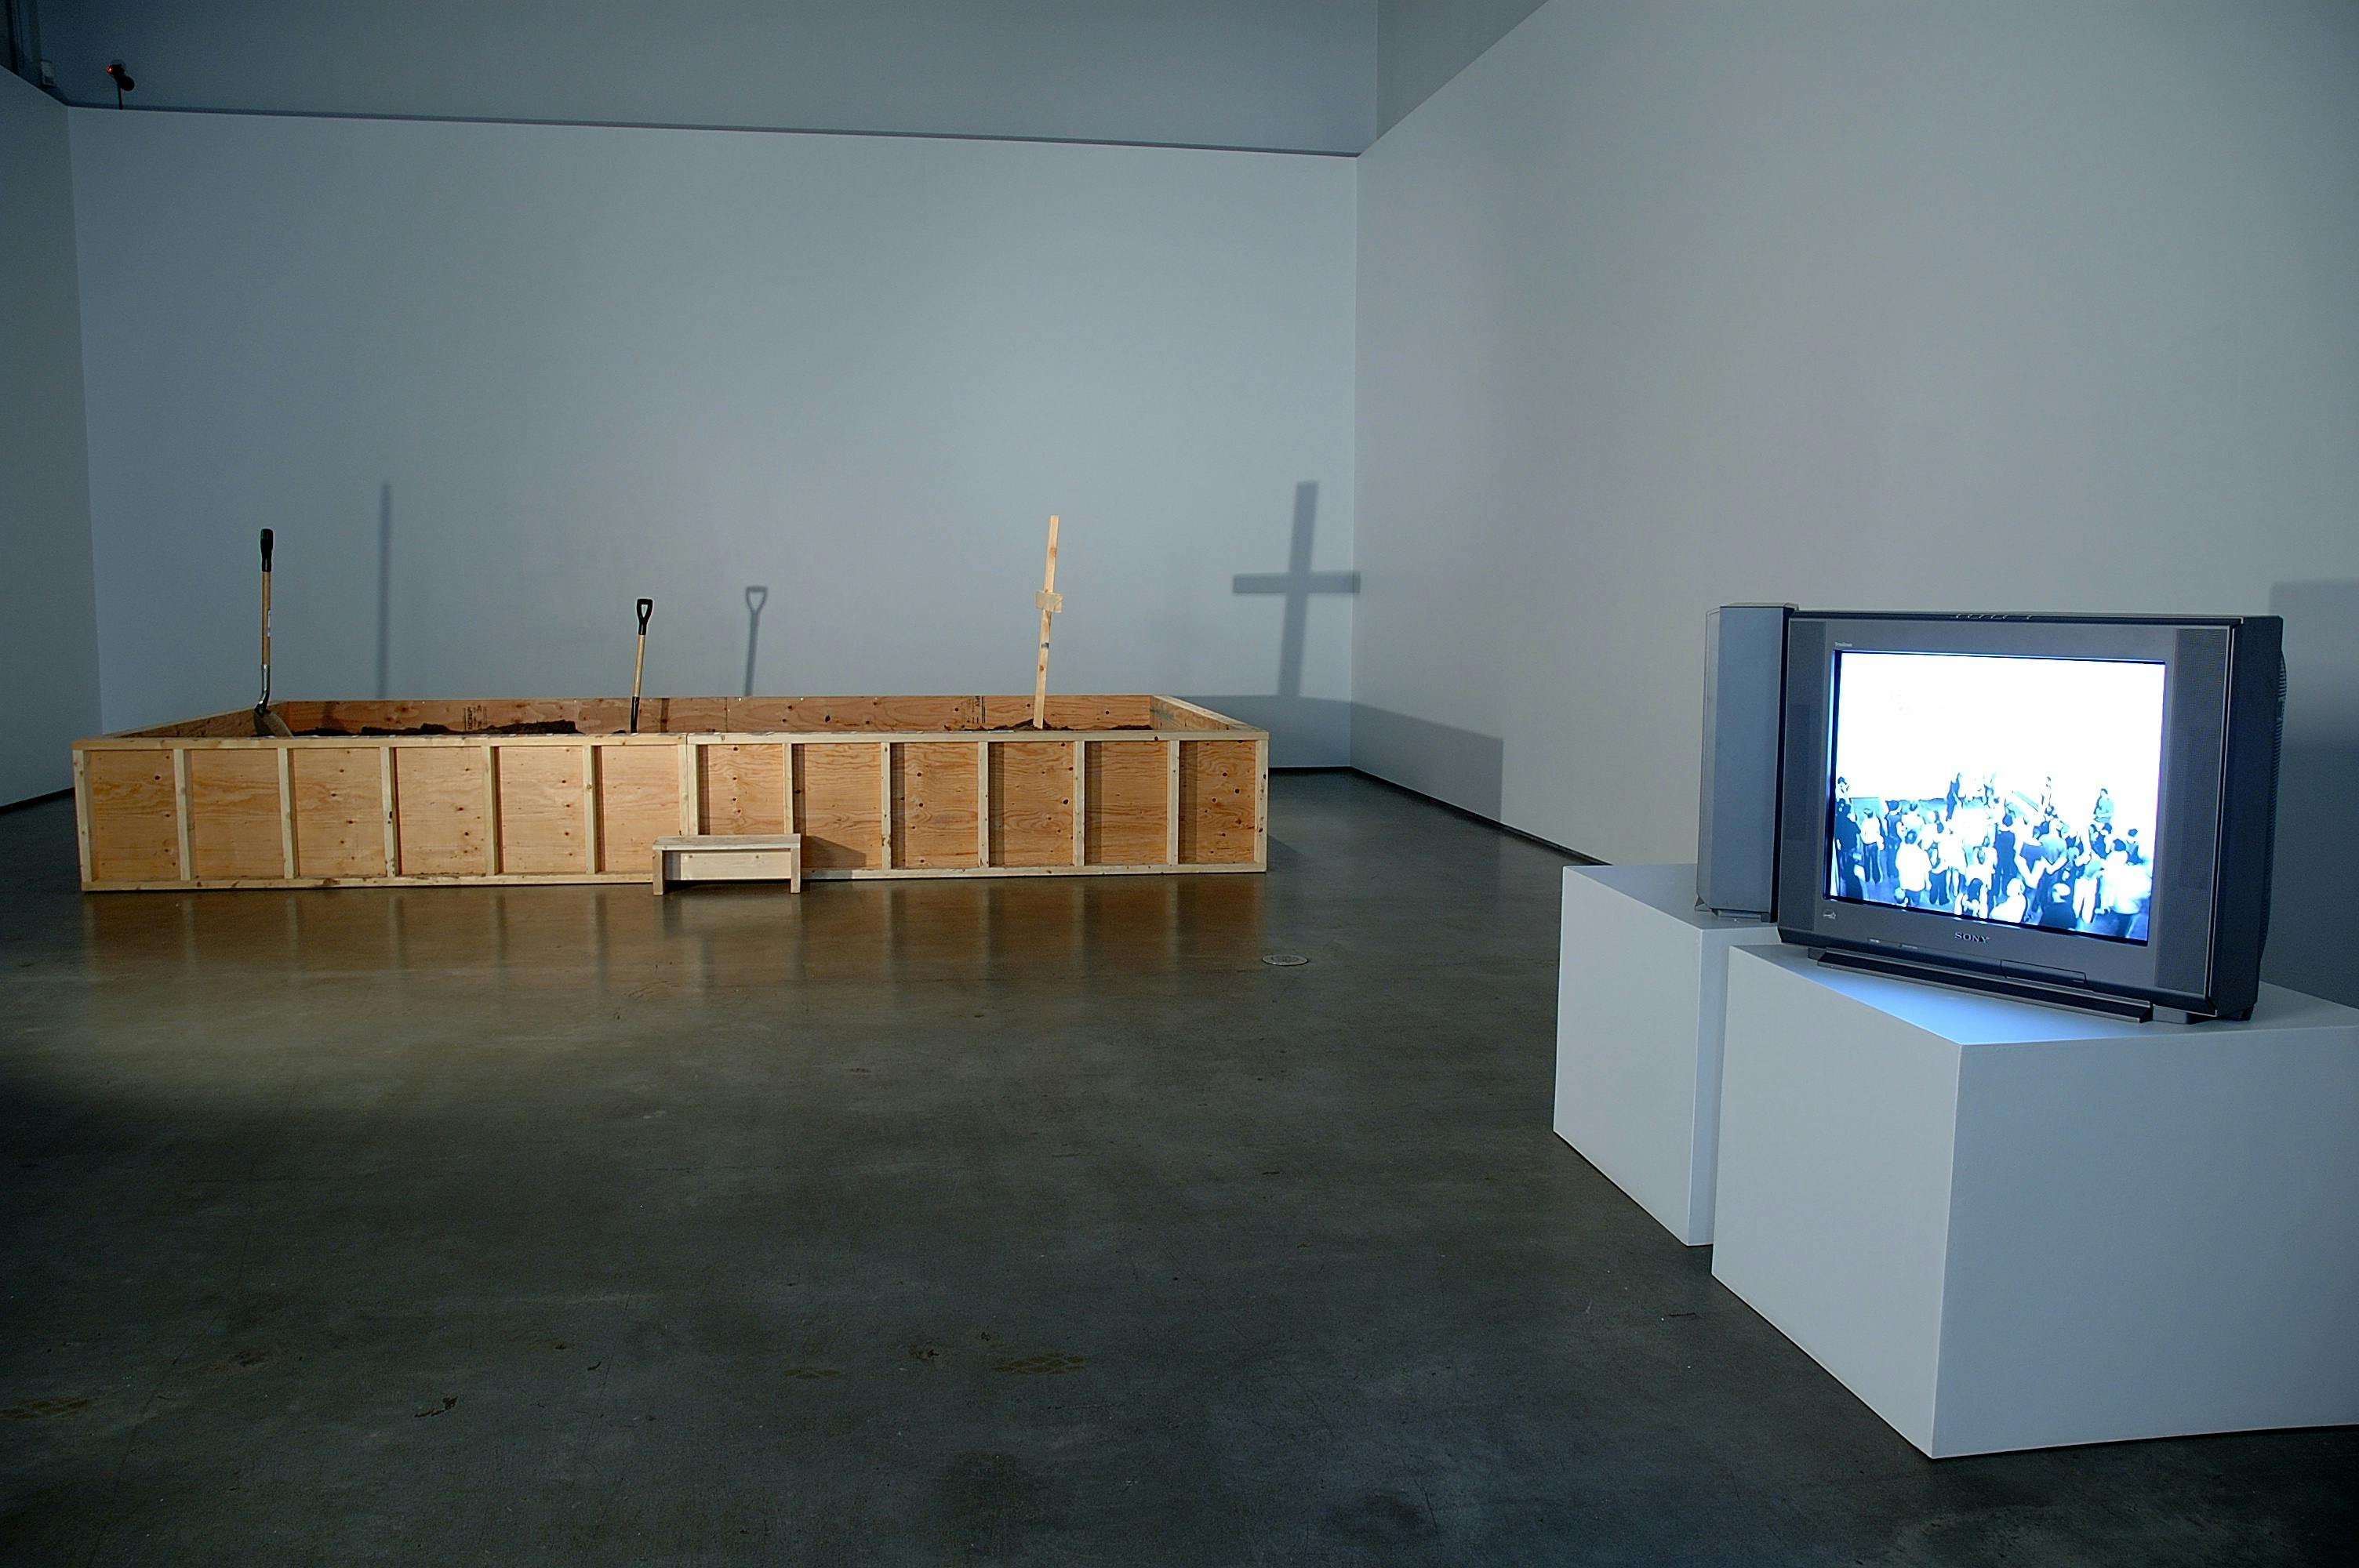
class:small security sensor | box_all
[107,60,134,107]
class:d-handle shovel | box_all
[629,597,653,733]
[254,530,293,738]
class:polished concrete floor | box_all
[2,772,2350,1565]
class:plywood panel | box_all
[496,745,588,874]
[598,744,680,873]
[892,742,980,869]
[1179,740,1258,865]
[290,699,612,735]
[1147,698,1244,731]
[122,710,264,739]
[798,743,884,869]
[187,749,285,880]
[982,695,1156,731]
[989,741,1075,867]
[85,750,180,882]
[700,743,788,835]
[1086,741,1170,866]
[394,747,487,874]
[729,696,983,732]
[638,697,729,733]
[292,746,388,877]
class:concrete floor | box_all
[1,771,2350,1565]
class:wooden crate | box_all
[652,834,803,895]
[70,696,1268,891]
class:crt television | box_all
[1776,612,2284,1021]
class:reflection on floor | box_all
[1,774,2350,1565]
[73,862,1270,994]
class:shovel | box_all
[629,597,653,733]
[255,530,293,738]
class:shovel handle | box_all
[256,528,274,698]
[629,599,652,733]
[259,531,275,668]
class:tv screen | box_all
[1826,652,2164,942]
[1774,612,2284,1022]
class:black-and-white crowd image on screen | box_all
[1827,652,2166,942]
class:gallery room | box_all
[3,1,2354,1561]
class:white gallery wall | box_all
[1354,0,2359,1001]
[0,70,103,805]
[69,110,1358,762]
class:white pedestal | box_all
[1553,864,1783,1245]
[1712,944,2359,1457]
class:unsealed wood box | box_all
[72,695,1267,891]
[653,834,802,895]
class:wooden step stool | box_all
[652,834,803,895]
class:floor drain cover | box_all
[1261,953,1310,967]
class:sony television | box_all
[1776,612,2284,1021]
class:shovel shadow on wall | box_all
[743,586,769,699]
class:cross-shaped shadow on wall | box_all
[1194,481,1371,770]
[1216,481,1500,804]
[1232,481,1358,699]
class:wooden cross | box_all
[1030,513,1062,728]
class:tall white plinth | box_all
[1713,944,2359,1458]
[1553,864,1783,1245]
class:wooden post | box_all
[1254,736,1269,868]
[580,744,598,873]
[171,746,192,880]
[976,739,990,867]
[878,741,894,869]
[1165,739,1182,866]
[483,745,501,874]
[1030,514,1063,729]
[381,748,400,876]
[72,750,93,887]
[277,748,296,877]
[1070,739,1087,866]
